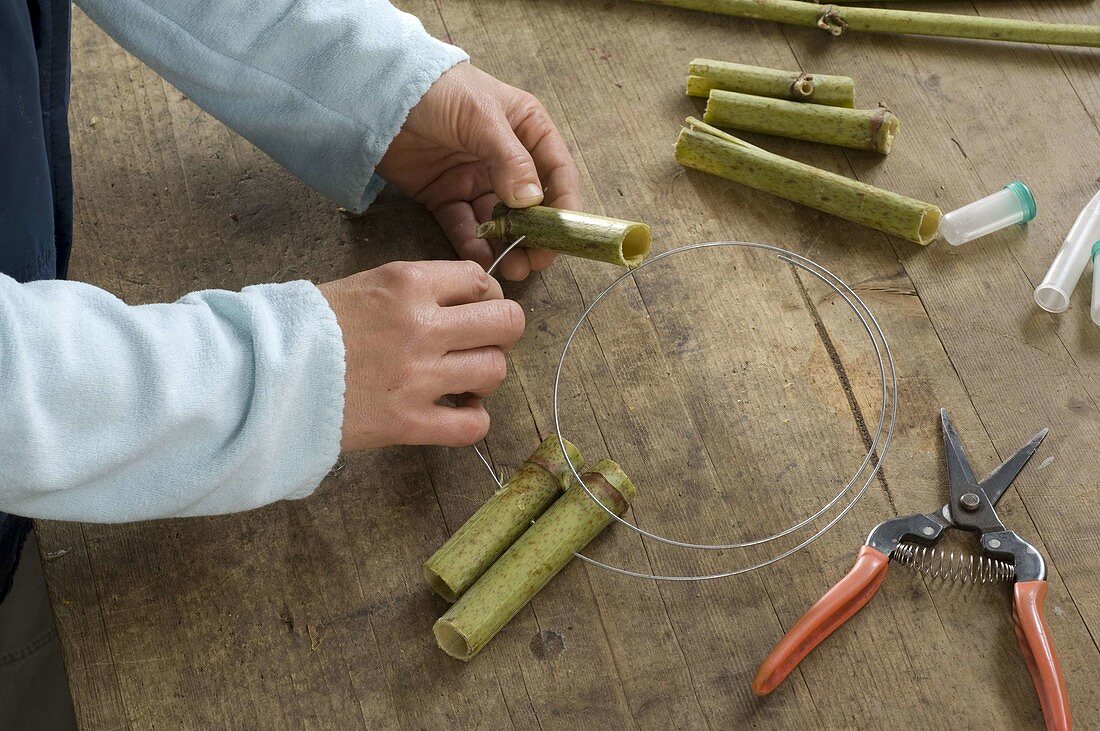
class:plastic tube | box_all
[1091,242,1100,326]
[939,181,1036,246]
[1035,189,1100,313]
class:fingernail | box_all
[513,183,543,204]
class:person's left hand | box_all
[377,62,582,281]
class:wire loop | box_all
[474,241,897,582]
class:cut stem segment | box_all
[687,58,854,108]
[476,204,652,268]
[675,117,940,244]
[434,460,637,661]
[704,90,898,153]
[423,436,584,602]
[635,0,1100,47]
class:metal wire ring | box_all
[556,242,895,580]
[557,242,887,549]
[477,240,897,581]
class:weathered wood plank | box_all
[759,0,1100,720]
[35,2,1100,729]
[475,2,1096,727]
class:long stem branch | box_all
[635,0,1100,47]
[821,0,1007,3]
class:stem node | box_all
[818,6,848,35]
[789,72,816,100]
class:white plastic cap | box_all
[940,181,1036,246]
[1035,189,1100,313]
[1091,242,1100,326]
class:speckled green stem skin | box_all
[675,118,940,244]
[704,90,898,154]
[687,59,854,108]
[814,0,997,3]
[475,204,652,268]
[433,460,636,661]
[423,436,584,602]
[635,0,1100,47]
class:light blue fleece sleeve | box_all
[76,0,469,212]
[2,1,466,521]
[0,276,345,521]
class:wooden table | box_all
[38,2,1100,728]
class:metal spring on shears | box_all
[890,543,1015,585]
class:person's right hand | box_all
[377,62,582,282]
[317,260,524,451]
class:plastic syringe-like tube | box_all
[940,181,1036,246]
[1091,242,1100,326]
[1035,189,1100,313]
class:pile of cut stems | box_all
[423,436,584,602]
[434,459,637,661]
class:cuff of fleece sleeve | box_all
[344,41,469,213]
[244,280,346,502]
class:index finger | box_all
[514,113,581,272]
[422,260,505,305]
[515,110,583,212]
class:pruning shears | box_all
[753,409,1071,730]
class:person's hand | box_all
[377,62,582,281]
[318,260,524,450]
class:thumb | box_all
[472,112,544,208]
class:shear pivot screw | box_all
[960,493,981,511]
[922,527,935,537]
[988,538,1002,549]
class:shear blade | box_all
[941,408,979,492]
[981,427,1049,506]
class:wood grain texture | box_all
[35,2,1100,728]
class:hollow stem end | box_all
[423,564,461,603]
[919,206,942,245]
[433,619,474,661]
[622,224,653,268]
[790,73,815,100]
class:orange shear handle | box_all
[1013,581,1072,731]
[753,545,890,696]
